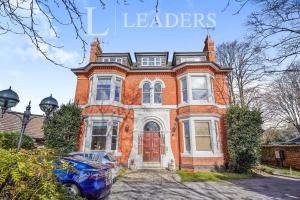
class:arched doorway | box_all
[143,121,161,162]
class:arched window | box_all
[154,82,162,104]
[142,82,151,104]
[144,121,160,132]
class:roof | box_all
[288,136,300,144]
[71,51,231,74]
[98,53,133,65]
[0,111,44,139]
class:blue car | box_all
[54,157,112,200]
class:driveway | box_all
[108,170,300,200]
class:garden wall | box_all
[261,145,300,170]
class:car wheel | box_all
[63,183,81,196]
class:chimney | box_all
[89,37,102,62]
[203,34,215,62]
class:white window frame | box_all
[178,73,215,106]
[102,57,123,64]
[114,77,122,103]
[142,81,151,104]
[180,78,188,104]
[180,116,222,157]
[182,120,191,154]
[90,121,109,151]
[84,116,123,156]
[111,121,119,151]
[139,79,165,106]
[153,82,163,104]
[89,74,124,105]
[180,56,206,63]
[141,57,162,66]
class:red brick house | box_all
[71,35,231,171]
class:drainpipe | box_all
[175,78,182,170]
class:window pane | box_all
[114,78,122,102]
[91,136,106,150]
[183,121,191,152]
[191,77,207,89]
[143,82,151,92]
[195,136,212,151]
[96,89,110,100]
[92,122,107,136]
[111,122,118,150]
[144,121,160,132]
[192,89,208,100]
[195,122,210,136]
[96,78,111,100]
[181,78,187,89]
[194,122,212,151]
[143,93,150,103]
[182,90,188,103]
[154,93,162,104]
[181,78,188,103]
[154,83,162,92]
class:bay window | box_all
[89,121,120,151]
[179,73,214,104]
[92,75,123,104]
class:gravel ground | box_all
[107,170,300,200]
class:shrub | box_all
[0,149,82,200]
[43,102,82,152]
[0,131,34,150]
[225,105,263,173]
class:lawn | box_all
[257,164,300,177]
[177,171,252,182]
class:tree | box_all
[44,103,82,152]
[225,0,300,63]
[263,62,300,133]
[0,132,34,150]
[261,128,287,144]
[216,40,265,107]
[0,0,159,66]
[225,105,263,173]
[0,149,82,199]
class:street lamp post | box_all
[0,87,59,152]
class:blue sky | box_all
[0,0,253,114]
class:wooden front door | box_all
[143,132,160,162]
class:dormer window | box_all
[101,57,123,64]
[181,56,206,63]
[141,57,162,66]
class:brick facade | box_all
[261,145,300,170]
[72,36,231,171]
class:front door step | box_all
[142,162,162,169]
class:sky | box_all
[0,0,254,114]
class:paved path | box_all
[108,170,300,200]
